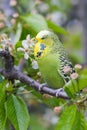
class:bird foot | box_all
[56,88,64,97]
[38,83,48,91]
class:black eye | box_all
[41,37,45,40]
[41,35,48,40]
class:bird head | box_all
[34,30,58,59]
[36,30,56,46]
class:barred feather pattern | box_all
[57,43,75,83]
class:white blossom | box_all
[17,34,34,60]
[24,52,29,59]
[32,60,38,69]
[22,40,29,49]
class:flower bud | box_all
[10,0,17,6]
[74,64,82,71]
[71,73,78,80]
[53,106,62,114]
[63,66,71,74]
[42,94,53,99]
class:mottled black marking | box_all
[36,52,42,57]
[65,77,69,82]
[64,74,68,77]
[40,44,46,50]
[59,53,75,83]
[68,63,73,68]
[71,69,75,73]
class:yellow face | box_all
[34,37,51,60]
[34,30,55,60]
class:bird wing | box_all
[57,47,75,83]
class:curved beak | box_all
[36,37,42,42]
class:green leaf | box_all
[80,69,87,75]
[5,119,10,130]
[64,74,87,98]
[56,104,87,130]
[20,14,48,34]
[47,20,68,34]
[72,111,87,130]
[6,94,30,130]
[14,41,24,64]
[14,23,22,43]
[64,80,78,98]
[0,81,7,130]
[78,75,87,90]
[56,105,77,130]
[0,75,3,83]
[15,41,22,50]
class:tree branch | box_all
[0,50,69,99]
[0,49,14,72]
[17,58,26,71]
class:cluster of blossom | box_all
[17,34,38,69]
[0,34,13,54]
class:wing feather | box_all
[57,45,75,83]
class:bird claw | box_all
[56,88,64,97]
[38,83,48,91]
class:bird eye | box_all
[41,37,45,40]
[41,35,48,40]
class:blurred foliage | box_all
[0,0,87,130]
[56,105,87,130]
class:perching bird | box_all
[34,30,75,89]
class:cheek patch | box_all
[40,44,46,50]
[35,43,47,59]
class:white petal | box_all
[24,53,29,59]
[17,47,25,52]
[26,34,30,41]
[32,60,38,69]
[6,83,9,88]
[22,40,29,49]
